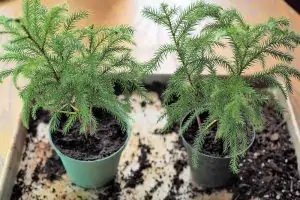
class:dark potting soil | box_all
[42,150,66,181]
[184,129,226,157]
[10,170,26,200]
[124,139,152,188]
[182,113,228,157]
[32,150,66,182]
[98,139,152,199]
[164,159,188,200]
[182,112,253,157]
[51,110,127,161]
[97,180,122,200]
[144,179,163,200]
[11,109,50,200]
[228,104,300,200]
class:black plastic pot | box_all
[180,116,255,188]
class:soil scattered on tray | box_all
[124,139,152,188]
[140,100,147,108]
[164,159,188,200]
[32,150,66,182]
[145,180,163,200]
[10,170,26,200]
[11,110,50,200]
[11,83,300,200]
[42,150,65,181]
[227,104,300,200]
[51,109,127,161]
[97,180,122,200]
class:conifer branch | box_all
[0,0,143,135]
[20,23,60,81]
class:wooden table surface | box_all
[0,0,299,174]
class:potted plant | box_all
[143,2,300,188]
[0,0,143,188]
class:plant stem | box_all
[204,119,217,131]
[88,25,95,53]
[196,116,201,127]
[88,107,93,134]
[57,110,77,115]
[70,105,79,112]
[164,10,202,128]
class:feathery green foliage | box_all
[209,8,300,172]
[143,1,300,173]
[0,0,143,135]
[143,1,224,130]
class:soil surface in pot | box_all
[182,113,252,157]
[51,109,127,161]
[182,114,227,157]
[11,82,300,200]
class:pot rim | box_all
[180,112,255,160]
[48,122,131,163]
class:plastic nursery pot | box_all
[180,116,255,188]
[48,124,130,189]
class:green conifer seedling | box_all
[143,1,300,173]
[0,0,143,135]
